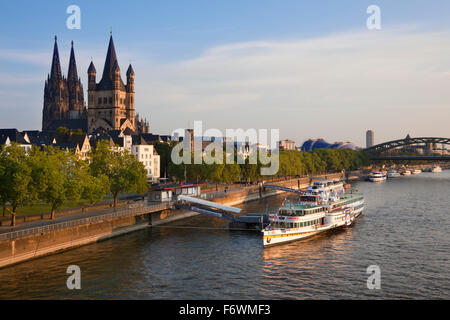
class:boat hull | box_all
[262,207,364,247]
[263,226,331,247]
[369,177,386,182]
[387,172,400,178]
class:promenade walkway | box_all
[0,201,170,241]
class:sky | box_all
[1,0,450,147]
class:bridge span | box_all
[369,155,450,161]
[363,137,450,161]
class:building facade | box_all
[279,139,296,151]
[87,35,136,133]
[131,143,160,182]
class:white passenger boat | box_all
[368,172,387,182]
[307,179,344,195]
[401,170,411,176]
[412,169,422,175]
[387,169,401,178]
[431,166,442,173]
[262,181,364,247]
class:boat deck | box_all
[281,193,364,210]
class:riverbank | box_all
[3,170,447,299]
[0,173,346,268]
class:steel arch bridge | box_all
[363,137,450,161]
[364,137,450,154]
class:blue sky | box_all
[1,1,450,146]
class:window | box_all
[98,98,102,104]
[109,97,112,104]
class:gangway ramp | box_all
[263,184,306,195]
[175,195,269,230]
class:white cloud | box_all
[1,28,450,146]
[135,28,450,146]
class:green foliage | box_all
[56,126,83,135]
[82,174,109,205]
[0,140,149,223]
[90,140,148,206]
[154,141,176,178]
[0,143,33,225]
[56,126,69,134]
[167,146,370,183]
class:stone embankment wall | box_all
[0,173,345,268]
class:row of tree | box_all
[0,141,148,226]
[155,145,371,183]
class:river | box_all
[0,171,449,299]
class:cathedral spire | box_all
[50,36,62,80]
[97,35,125,90]
[101,35,119,83]
[68,40,78,82]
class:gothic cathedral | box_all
[42,35,150,134]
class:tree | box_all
[38,146,73,220]
[82,173,109,205]
[154,141,175,179]
[66,157,109,205]
[0,146,8,217]
[0,144,32,226]
[109,151,147,207]
[222,163,240,183]
[240,157,260,183]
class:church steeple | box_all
[67,41,78,83]
[97,35,125,90]
[50,36,62,80]
[87,34,135,134]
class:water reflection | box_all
[0,171,449,299]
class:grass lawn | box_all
[3,199,95,217]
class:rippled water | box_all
[0,171,449,299]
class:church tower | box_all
[42,36,69,131]
[87,35,136,133]
[42,37,86,132]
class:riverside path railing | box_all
[0,202,171,242]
